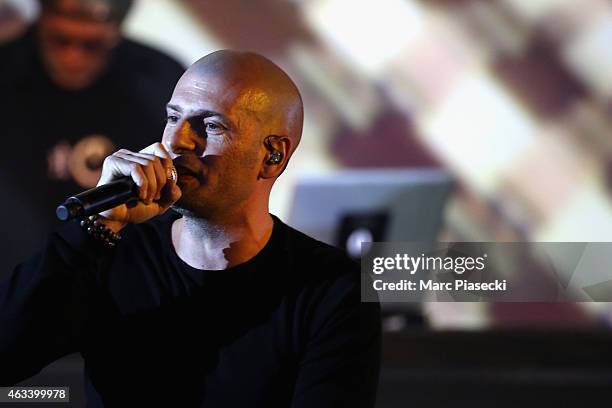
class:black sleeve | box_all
[0,222,113,385]
[292,263,382,408]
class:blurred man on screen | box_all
[0,0,184,272]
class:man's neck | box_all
[171,209,274,271]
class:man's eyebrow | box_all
[166,104,235,130]
[166,104,224,118]
[166,104,182,112]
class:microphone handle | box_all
[56,177,139,221]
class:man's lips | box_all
[174,165,206,188]
[173,163,200,178]
[176,168,198,177]
[172,156,206,184]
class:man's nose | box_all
[166,119,205,157]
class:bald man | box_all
[0,51,381,408]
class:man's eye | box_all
[167,115,179,124]
[205,122,224,133]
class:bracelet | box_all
[79,215,121,248]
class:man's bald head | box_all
[181,50,304,156]
[164,50,305,217]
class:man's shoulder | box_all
[274,218,379,343]
[274,216,360,290]
[0,29,37,84]
[277,217,356,267]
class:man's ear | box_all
[260,135,291,179]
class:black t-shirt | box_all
[0,211,382,407]
[0,28,185,272]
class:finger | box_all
[115,154,154,202]
[153,142,173,165]
[119,152,166,192]
[141,162,157,203]
[107,158,148,200]
[99,154,151,202]
[126,151,163,162]
[143,143,174,178]
[114,150,150,166]
[118,148,167,161]
[139,143,159,155]
[99,153,147,187]
[150,155,166,200]
[108,150,162,203]
[130,163,148,201]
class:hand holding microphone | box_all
[56,142,182,232]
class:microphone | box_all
[56,166,177,221]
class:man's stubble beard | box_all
[171,195,216,220]
[170,186,231,223]
[171,205,228,242]
[171,205,199,219]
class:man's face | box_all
[162,71,268,218]
[37,13,119,90]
